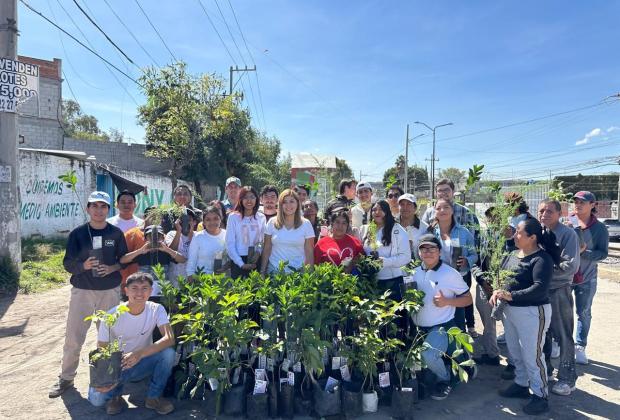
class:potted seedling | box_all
[85,305,130,388]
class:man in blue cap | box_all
[49,191,128,398]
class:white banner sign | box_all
[0,57,39,113]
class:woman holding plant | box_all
[490,218,560,415]
[360,200,410,300]
[260,189,315,274]
[314,211,364,272]
[225,186,266,278]
[186,206,227,276]
[430,198,478,334]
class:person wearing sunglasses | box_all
[385,185,404,219]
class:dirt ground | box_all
[1,275,619,420]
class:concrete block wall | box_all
[18,116,63,149]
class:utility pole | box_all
[229,65,256,97]
[415,121,453,200]
[404,124,409,193]
[0,0,21,267]
[358,170,369,182]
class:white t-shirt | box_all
[225,212,266,267]
[98,301,169,353]
[186,229,227,275]
[411,262,469,327]
[265,218,315,272]
[107,215,143,233]
[164,230,192,283]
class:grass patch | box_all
[19,237,69,294]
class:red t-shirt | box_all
[314,235,364,266]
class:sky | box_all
[17,0,620,183]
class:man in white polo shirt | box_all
[107,190,143,233]
[412,234,473,401]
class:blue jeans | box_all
[420,320,457,383]
[573,278,597,347]
[88,347,176,406]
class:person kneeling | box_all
[88,272,176,415]
[411,234,474,401]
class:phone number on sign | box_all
[0,98,18,112]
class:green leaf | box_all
[458,367,469,383]
[459,359,476,367]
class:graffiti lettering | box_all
[24,179,64,195]
[20,202,42,220]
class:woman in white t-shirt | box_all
[225,186,266,278]
[186,206,227,277]
[165,209,199,284]
[260,189,315,274]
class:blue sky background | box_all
[18,0,620,183]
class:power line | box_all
[133,0,177,62]
[61,69,78,102]
[102,0,160,67]
[196,0,236,63]
[226,0,267,130]
[20,0,141,90]
[70,0,139,68]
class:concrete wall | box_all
[19,150,94,238]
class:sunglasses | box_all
[387,193,400,199]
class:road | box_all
[1,272,619,419]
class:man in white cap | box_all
[351,181,374,229]
[223,176,242,213]
[49,191,128,398]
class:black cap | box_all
[418,233,442,250]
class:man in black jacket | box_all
[49,191,128,398]
[323,178,357,223]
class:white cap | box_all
[398,193,417,204]
[87,191,111,206]
[356,182,373,192]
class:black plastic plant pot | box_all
[341,381,363,419]
[88,349,122,388]
[377,385,393,406]
[279,383,295,419]
[313,379,342,417]
[391,387,417,420]
[204,389,221,417]
[224,385,246,416]
[268,381,279,418]
[180,212,190,236]
[246,392,268,419]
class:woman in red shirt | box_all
[314,211,364,272]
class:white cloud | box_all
[575,128,602,146]
[607,126,620,133]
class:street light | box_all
[414,121,453,200]
[404,124,425,194]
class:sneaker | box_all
[467,327,480,338]
[145,397,175,415]
[498,383,530,399]
[430,382,452,401]
[106,396,127,416]
[575,345,589,365]
[48,378,74,398]
[497,333,506,344]
[551,382,576,396]
[523,395,549,415]
[501,364,516,380]
[551,340,560,358]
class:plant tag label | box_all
[401,387,413,392]
[218,367,227,379]
[253,379,267,395]
[208,377,219,391]
[92,236,102,250]
[255,368,267,382]
[379,372,390,388]
[287,372,295,386]
[258,355,267,369]
[331,356,341,370]
[403,275,414,284]
[267,357,274,372]
[325,376,339,392]
[293,362,302,373]
[340,365,351,382]
[281,358,290,371]
[232,367,241,385]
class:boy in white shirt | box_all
[88,273,176,416]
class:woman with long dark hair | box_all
[491,218,560,415]
[360,199,410,300]
[225,186,265,278]
[186,206,227,276]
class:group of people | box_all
[47,174,608,417]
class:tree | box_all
[438,167,466,189]
[108,128,125,143]
[61,99,109,141]
[382,155,429,193]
